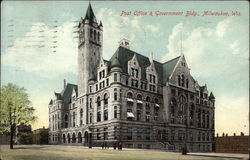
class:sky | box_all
[1,1,249,135]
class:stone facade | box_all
[48,3,215,152]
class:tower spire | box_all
[84,2,97,23]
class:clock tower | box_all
[78,3,103,97]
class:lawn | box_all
[0,145,238,160]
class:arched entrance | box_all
[67,133,70,143]
[63,134,66,143]
[72,133,76,143]
[78,132,82,143]
[84,131,88,143]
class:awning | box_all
[127,98,134,102]
[127,112,135,118]
[137,100,143,104]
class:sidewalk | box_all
[187,152,249,160]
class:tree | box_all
[0,83,37,149]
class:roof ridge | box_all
[162,56,181,64]
[118,46,163,65]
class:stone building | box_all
[48,3,215,152]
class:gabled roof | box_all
[54,92,63,100]
[60,83,78,103]
[49,99,53,105]
[162,56,180,83]
[109,46,180,84]
[84,3,97,23]
[209,92,215,99]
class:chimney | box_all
[64,79,66,88]
[149,52,154,63]
[233,133,236,136]
[216,133,219,137]
[222,133,225,137]
[240,132,244,136]
[119,38,130,49]
[225,133,228,137]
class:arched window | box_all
[104,93,108,105]
[98,32,100,41]
[90,29,93,38]
[127,92,133,98]
[64,114,68,128]
[97,96,101,107]
[186,78,189,88]
[155,98,159,104]
[137,94,142,100]
[181,75,185,87]
[114,88,118,101]
[89,98,92,108]
[146,96,151,102]
[178,75,181,86]
[179,95,186,113]
[80,109,83,118]
[94,30,96,40]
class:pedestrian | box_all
[101,142,104,149]
[104,141,107,149]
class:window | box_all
[181,75,185,87]
[114,106,118,118]
[104,93,108,105]
[90,29,92,38]
[89,86,92,93]
[178,75,181,86]
[97,129,101,140]
[94,30,96,40]
[97,111,101,122]
[104,110,108,121]
[89,113,93,123]
[146,96,151,102]
[137,109,141,121]
[80,109,83,118]
[89,98,92,109]
[186,78,189,88]
[99,83,101,89]
[98,32,100,41]
[127,92,133,98]
[99,72,102,80]
[73,112,76,127]
[155,98,159,104]
[96,84,98,91]
[104,128,108,140]
[97,96,101,107]
[127,128,132,140]
[145,128,151,140]
[137,128,142,140]
[137,94,142,100]
[114,92,117,101]
[114,73,117,81]
[64,114,68,128]
[106,78,109,86]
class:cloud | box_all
[163,17,249,135]
[163,17,248,77]
[2,21,78,79]
[145,24,161,34]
